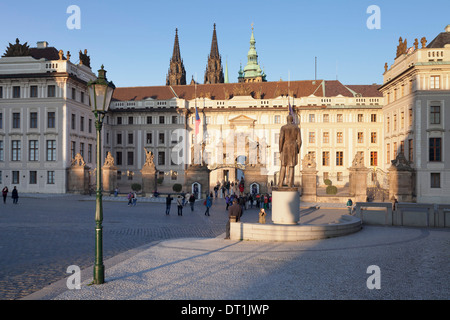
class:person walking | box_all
[225,199,242,239]
[165,194,173,215]
[204,195,212,216]
[189,193,196,212]
[346,198,353,215]
[177,196,183,216]
[2,186,8,204]
[263,194,268,210]
[12,186,19,204]
[127,192,133,206]
[225,195,230,210]
[132,191,137,206]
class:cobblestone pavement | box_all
[0,194,229,300]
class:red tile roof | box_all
[112,80,382,101]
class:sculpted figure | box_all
[103,151,115,167]
[278,115,302,188]
[144,148,155,167]
[71,153,85,167]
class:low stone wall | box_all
[230,215,362,241]
[355,202,450,228]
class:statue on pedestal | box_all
[278,115,302,188]
[143,148,155,168]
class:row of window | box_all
[386,138,443,163]
[386,76,442,104]
[114,150,168,166]
[385,109,413,133]
[0,140,57,162]
[113,132,177,146]
[70,141,93,163]
[308,131,378,144]
[306,113,378,123]
[0,85,86,102]
[0,170,56,185]
[1,111,56,130]
[116,115,179,125]
[0,140,93,163]
[116,170,178,181]
[1,111,95,133]
[71,113,93,133]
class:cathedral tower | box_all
[166,28,187,86]
[204,24,224,84]
[239,24,266,83]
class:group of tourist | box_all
[225,193,271,212]
[163,192,212,216]
[214,179,247,198]
[2,186,19,204]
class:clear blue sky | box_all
[1,0,449,87]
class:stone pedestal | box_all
[102,166,117,194]
[185,165,210,199]
[301,169,317,202]
[387,152,415,202]
[67,166,90,194]
[141,166,156,196]
[348,167,369,202]
[271,187,300,225]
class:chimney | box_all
[445,25,450,33]
[36,41,49,49]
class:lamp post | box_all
[87,65,115,284]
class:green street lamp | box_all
[87,65,115,284]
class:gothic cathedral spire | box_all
[204,23,224,84]
[166,28,187,86]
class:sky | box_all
[1,0,449,88]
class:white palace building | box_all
[0,25,449,204]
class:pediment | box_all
[229,114,256,124]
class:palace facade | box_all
[0,25,449,203]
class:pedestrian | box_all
[2,186,8,204]
[225,195,230,210]
[239,196,245,213]
[259,208,266,224]
[114,187,119,197]
[12,186,19,204]
[127,191,133,206]
[346,198,353,214]
[225,199,242,239]
[204,195,212,216]
[392,198,398,211]
[214,185,218,198]
[189,193,196,211]
[132,191,137,206]
[263,194,268,210]
[166,194,173,215]
[248,193,253,209]
[177,196,183,216]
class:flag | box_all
[195,102,200,135]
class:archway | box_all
[191,182,201,199]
